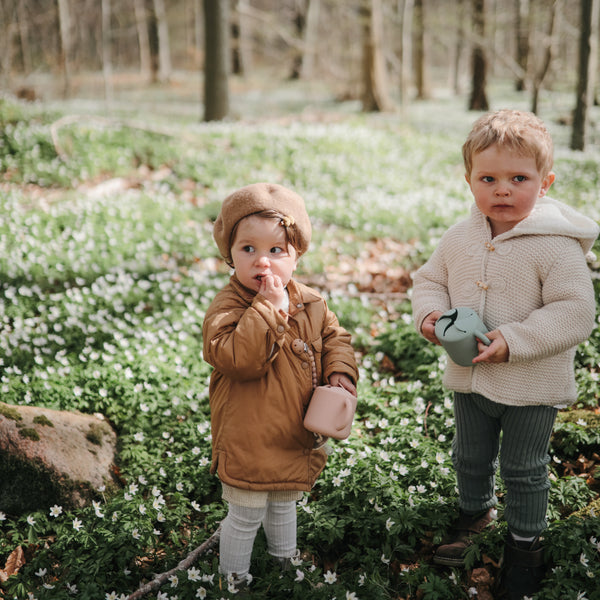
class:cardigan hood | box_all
[475,196,599,257]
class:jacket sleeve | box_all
[203,292,290,381]
[320,304,359,384]
[499,242,597,362]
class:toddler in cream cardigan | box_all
[412,109,599,600]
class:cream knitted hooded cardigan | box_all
[412,197,599,407]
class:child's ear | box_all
[464,173,471,185]
[539,171,555,197]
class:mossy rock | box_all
[572,498,600,519]
[0,403,120,515]
[556,409,600,428]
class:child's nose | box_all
[495,185,510,197]
[256,253,270,266]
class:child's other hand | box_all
[472,330,509,363]
[329,372,357,397]
[258,274,286,311]
[421,311,443,345]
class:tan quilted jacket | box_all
[203,276,358,491]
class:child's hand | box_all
[472,330,509,363]
[258,274,287,311]
[329,372,357,397]
[421,311,443,345]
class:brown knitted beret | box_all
[213,183,312,262]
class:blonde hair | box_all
[462,109,554,178]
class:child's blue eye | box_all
[243,245,255,253]
[482,176,494,183]
[514,175,527,182]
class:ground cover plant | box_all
[0,88,599,600]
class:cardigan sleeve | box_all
[499,239,596,362]
[411,241,452,335]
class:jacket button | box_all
[277,325,285,333]
[302,362,309,369]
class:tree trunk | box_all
[289,0,306,79]
[16,0,32,74]
[361,0,393,112]
[451,0,465,95]
[468,0,489,110]
[134,0,152,79]
[0,2,14,89]
[571,0,598,150]
[152,0,172,82]
[231,0,244,75]
[530,0,560,114]
[400,0,414,107]
[102,0,114,108]
[203,0,230,121]
[57,0,73,98]
[300,0,320,79]
[413,0,428,99]
[514,0,529,91]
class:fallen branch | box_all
[127,524,222,600]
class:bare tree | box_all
[231,0,245,75]
[102,0,114,108]
[300,0,320,79]
[203,0,230,121]
[153,0,172,82]
[57,0,73,97]
[288,0,306,79]
[530,0,560,114]
[361,0,394,112]
[514,0,530,91]
[413,0,428,99]
[468,0,489,110]
[16,0,33,74]
[400,0,414,107]
[0,1,14,88]
[134,0,152,79]
[451,0,466,95]
[571,0,599,150]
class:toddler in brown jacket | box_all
[203,182,358,591]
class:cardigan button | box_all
[301,362,309,369]
[277,325,285,333]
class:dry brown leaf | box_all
[0,546,26,582]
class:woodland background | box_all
[1,0,599,147]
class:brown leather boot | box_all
[433,508,495,566]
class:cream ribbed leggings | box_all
[219,501,297,579]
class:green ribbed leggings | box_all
[452,392,558,538]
